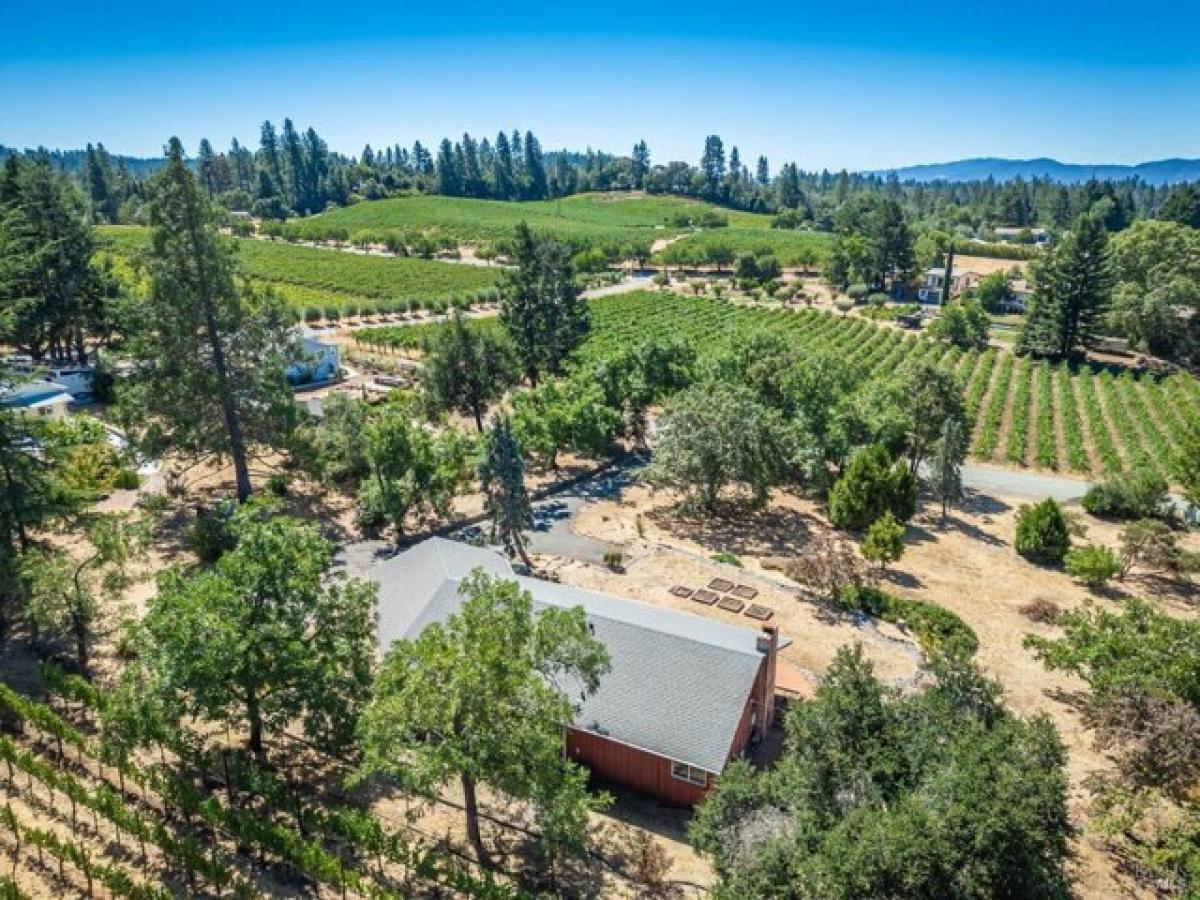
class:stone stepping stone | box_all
[717,596,746,614]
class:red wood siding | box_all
[564,654,773,807]
[566,727,711,806]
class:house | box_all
[1,382,73,420]
[287,331,341,386]
[368,537,780,806]
[993,227,1050,246]
[42,366,96,399]
[917,266,980,304]
[1005,278,1034,313]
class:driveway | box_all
[523,465,637,563]
[959,462,1091,502]
[581,275,653,299]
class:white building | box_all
[1,382,73,421]
[287,331,342,386]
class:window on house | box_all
[670,761,708,787]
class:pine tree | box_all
[522,131,548,199]
[0,155,106,361]
[499,222,589,386]
[479,415,533,566]
[755,156,770,187]
[82,143,118,223]
[631,140,651,188]
[1018,214,1112,358]
[436,139,461,195]
[117,138,295,502]
[700,135,725,198]
[493,131,516,200]
[930,416,966,520]
[940,243,955,307]
[258,120,285,203]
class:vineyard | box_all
[652,227,831,268]
[279,192,765,249]
[96,227,503,317]
[0,668,518,899]
[355,291,1200,480]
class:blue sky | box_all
[2,0,1198,171]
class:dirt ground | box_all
[550,480,1198,899]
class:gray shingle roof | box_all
[368,537,768,774]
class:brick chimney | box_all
[755,624,778,740]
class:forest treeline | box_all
[4,121,1200,237]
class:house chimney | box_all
[756,624,778,740]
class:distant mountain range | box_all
[872,157,1200,186]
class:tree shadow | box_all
[882,569,923,590]
[960,490,1011,516]
[941,514,1009,548]
[646,499,819,558]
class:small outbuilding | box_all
[367,538,780,806]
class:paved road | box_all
[959,462,1091,502]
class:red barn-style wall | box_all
[565,628,778,807]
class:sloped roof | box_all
[368,537,768,774]
[1,381,72,409]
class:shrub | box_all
[711,552,743,567]
[1082,468,1169,520]
[265,473,290,497]
[1064,544,1120,587]
[113,468,141,490]
[187,503,237,563]
[839,585,978,659]
[603,550,624,571]
[866,292,890,308]
[847,283,870,304]
[1019,598,1062,624]
[1015,499,1072,564]
[828,444,917,531]
[862,511,906,572]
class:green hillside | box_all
[97,226,502,314]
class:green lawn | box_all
[97,225,502,313]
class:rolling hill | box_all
[873,157,1200,185]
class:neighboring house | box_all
[917,266,980,304]
[1,382,73,420]
[1005,278,1034,313]
[287,332,341,386]
[368,537,780,806]
[42,366,95,399]
[993,227,1050,246]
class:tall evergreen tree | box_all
[1018,214,1113,358]
[258,120,285,203]
[499,222,589,386]
[117,138,295,502]
[930,416,967,519]
[493,131,516,200]
[522,131,547,199]
[0,155,107,361]
[700,135,726,198]
[631,140,651,188]
[756,155,770,187]
[436,138,461,196]
[82,143,119,222]
[479,414,534,566]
